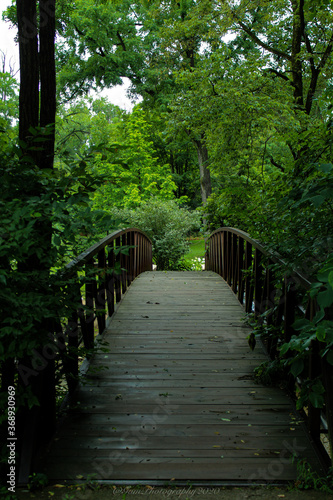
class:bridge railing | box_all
[17,228,152,483]
[62,227,152,390]
[205,227,332,467]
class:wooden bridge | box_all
[9,228,332,484]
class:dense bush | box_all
[112,198,201,270]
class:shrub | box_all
[112,198,201,270]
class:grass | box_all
[185,237,205,259]
[181,237,206,270]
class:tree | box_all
[55,0,215,206]
[113,198,201,270]
[92,105,177,209]
[0,1,57,483]
[216,0,333,175]
[0,51,19,151]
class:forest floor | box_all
[15,485,333,500]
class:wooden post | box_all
[232,234,238,293]
[121,233,127,295]
[115,236,122,303]
[254,249,263,317]
[107,241,115,317]
[283,276,297,343]
[245,242,253,313]
[85,259,95,351]
[96,249,106,335]
[238,237,245,304]
[308,339,322,446]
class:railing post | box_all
[107,240,115,317]
[308,339,322,445]
[226,232,232,285]
[115,236,122,303]
[203,226,331,468]
[97,248,106,335]
[128,231,134,285]
[210,235,215,273]
[245,241,253,313]
[232,233,238,293]
[215,234,219,274]
[254,249,263,317]
[283,276,297,343]
[237,237,245,304]
[65,311,79,394]
[121,233,127,295]
[133,232,138,277]
[85,258,95,351]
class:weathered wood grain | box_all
[37,271,323,484]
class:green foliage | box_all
[0,135,112,421]
[28,472,49,491]
[56,0,142,100]
[280,255,333,398]
[293,460,333,493]
[0,71,18,127]
[0,69,18,152]
[112,198,201,270]
[254,359,286,387]
[91,105,177,209]
[0,485,16,500]
[254,256,333,413]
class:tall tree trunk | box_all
[193,136,212,205]
[291,0,304,108]
[17,0,39,145]
[16,0,57,482]
[39,0,56,169]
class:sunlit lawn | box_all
[186,237,205,259]
[183,237,205,269]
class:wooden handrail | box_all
[16,228,152,484]
[62,228,152,384]
[205,227,331,468]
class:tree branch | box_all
[117,31,126,51]
[270,156,285,172]
[318,30,333,72]
[97,47,106,57]
[266,68,290,82]
[74,24,85,37]
[305,30,333,114]
[209,79,219,96]
[234,16,292,61]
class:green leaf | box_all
[317,288,333,309]
[316,163,333,173]
[313,310,325,324]
[329,271,333,288]
[316,325,326,342]
[310,195,325,207]
[309,392,325,408]
[290,358,304,377]
[279,342,290,356]
[317,269,331,283]
[326,350,333,366]
[325,330,333,343]
[293,318,310,330]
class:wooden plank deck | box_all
[38,271,324,484]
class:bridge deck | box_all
[39,271,323,484]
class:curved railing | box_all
[205,227,332,468]
[62,228,152,390]
[17,228,152,483]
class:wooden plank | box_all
[54,411,304,426]
[38,271,324,483]
[40,459,300,481]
